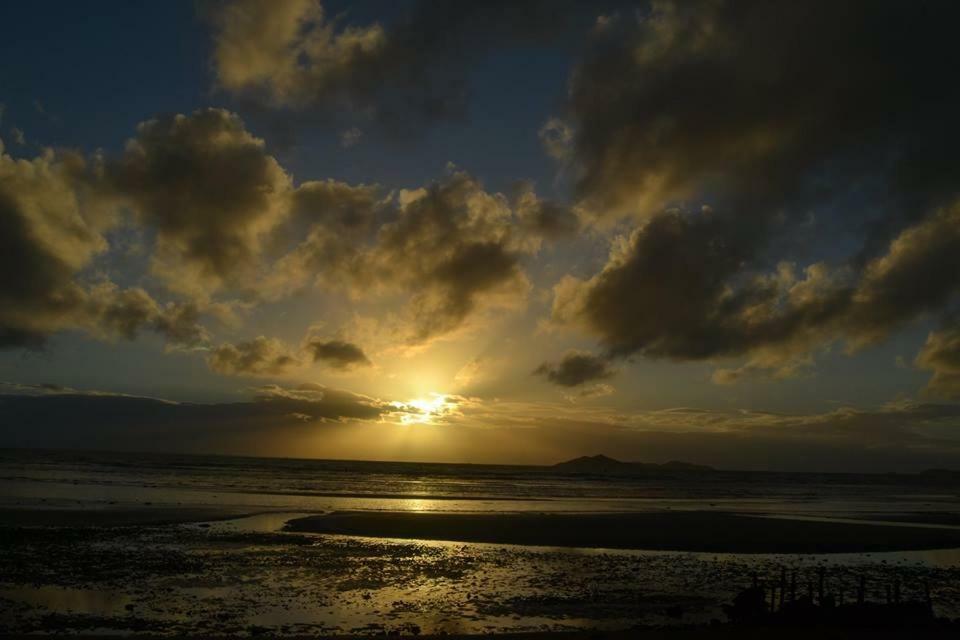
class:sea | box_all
[2,447,958,518]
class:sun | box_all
[399,392,457,425]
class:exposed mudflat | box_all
[2,510,960,636]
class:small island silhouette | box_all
[553,454,715,474]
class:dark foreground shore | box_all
[4,629,959,639]
[286,511,960,553]
[4,507,960,635]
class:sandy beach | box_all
[285,510,960,554]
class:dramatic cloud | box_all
[82,283,210,349]
[2,110,560,355]
[207,333,372,377]
[208,0,386,111]
[550,210,839,368]
[543,1,960,379]
[844,202,960,348]
[265,170,566,345]
[360,171,536,344]
[151,302,210,350]
[512,181,580,240]
[205,0,592,128]
[0,141,110,347]
[534,351,614,387]
[0,139,209,351]
[552,201,960,378]
[274,170,562,346]
[305,339,371,370]
[916,323,960,399]
[560,0,960,222]
[262,179,387,298]
[206,336,300,377]
[108,108,292,298]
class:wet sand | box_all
[286,511,960,553]
[4,508,960,635]
[0,506,271,527]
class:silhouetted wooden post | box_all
[817,568,825,605]
[924,580,932,613]
[885,584,891,604]
[893,577,901,604]
[770,584,776,612]
[790,572,797,602]
[857,575,865,605]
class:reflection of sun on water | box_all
[399,393,456,425]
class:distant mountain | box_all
[553,454,624,472]
[552,454,714,474]
[920,468,960,481]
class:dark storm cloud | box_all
[545,1,960,378]
[916,322,960,400]
[205,0,593,129]
[291,179,385,230]
[89,286,159,340]
[563,0,960,221]
[512,181,580,240]
[554,210,781,360]
[0,145,107,347]
[206,333,372,376]
[83,285,209,349]
[551,208,861,368]
[206,336,301,377]
[263,179,388,298]
[553,201,960,376]
[152,302,210,349]
[306,339,371,370]
[108,108,292,298]
[534,351,614,387]
[844,203,960,349]
[362,171,532,344]
[0,141,209,350]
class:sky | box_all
[2,0,960,471]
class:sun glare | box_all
[399,393,457,425]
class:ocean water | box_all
[1,448,958,519]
